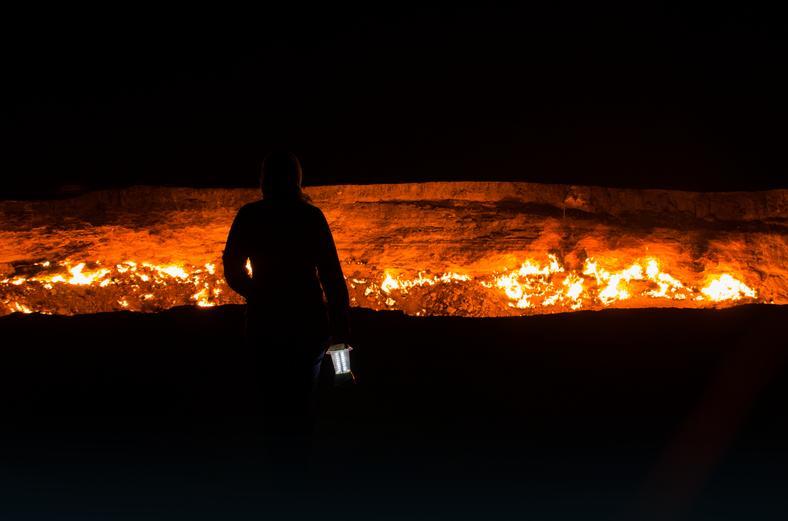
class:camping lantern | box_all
[327,343,353,375]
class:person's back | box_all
[221,151,350,465]
[223,197,349,346]
[222,151,350,347]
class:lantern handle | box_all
[327,342,353,352]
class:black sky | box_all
[2,5,787,197]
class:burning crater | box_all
[1,182,786,317]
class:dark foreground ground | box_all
[1,304,786,520]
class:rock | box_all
[0,182,786,316]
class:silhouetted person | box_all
[222,151,350,470]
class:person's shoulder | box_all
[238,200,265,215]
[300,201,326,219]
[242,199,266,210]
[303,201,323,214]
[230,201,265,226]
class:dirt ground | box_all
[1,304,786,520]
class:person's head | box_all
[260,150,307,201]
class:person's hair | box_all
[260,151,309,201]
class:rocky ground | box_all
[1,182,786,316]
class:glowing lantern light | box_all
[327,343,353,377]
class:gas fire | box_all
[0,255,765,317]
[1,183,784,317]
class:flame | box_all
[494,254,565,309]
[66,263,111,285]
[380,272,399,294]
[0,254,764,317]
[192,286,214,307]
[701,274,756,302]
[0,182,782,318]
[12,302,33,314]
[371,255,757,314]
[381,270,470,295]
[143,263,189,280]
[562,273,585,309]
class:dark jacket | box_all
[222,198,350,345]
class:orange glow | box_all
[701,274,756,302]
[0,254,764,317]
[0,183,783,317]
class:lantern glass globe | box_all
[327,343,352,375]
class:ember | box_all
[1,183,785,316]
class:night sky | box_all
[3,5,787,198]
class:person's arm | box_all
[222,207,254,300]
[315,209,351,344]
